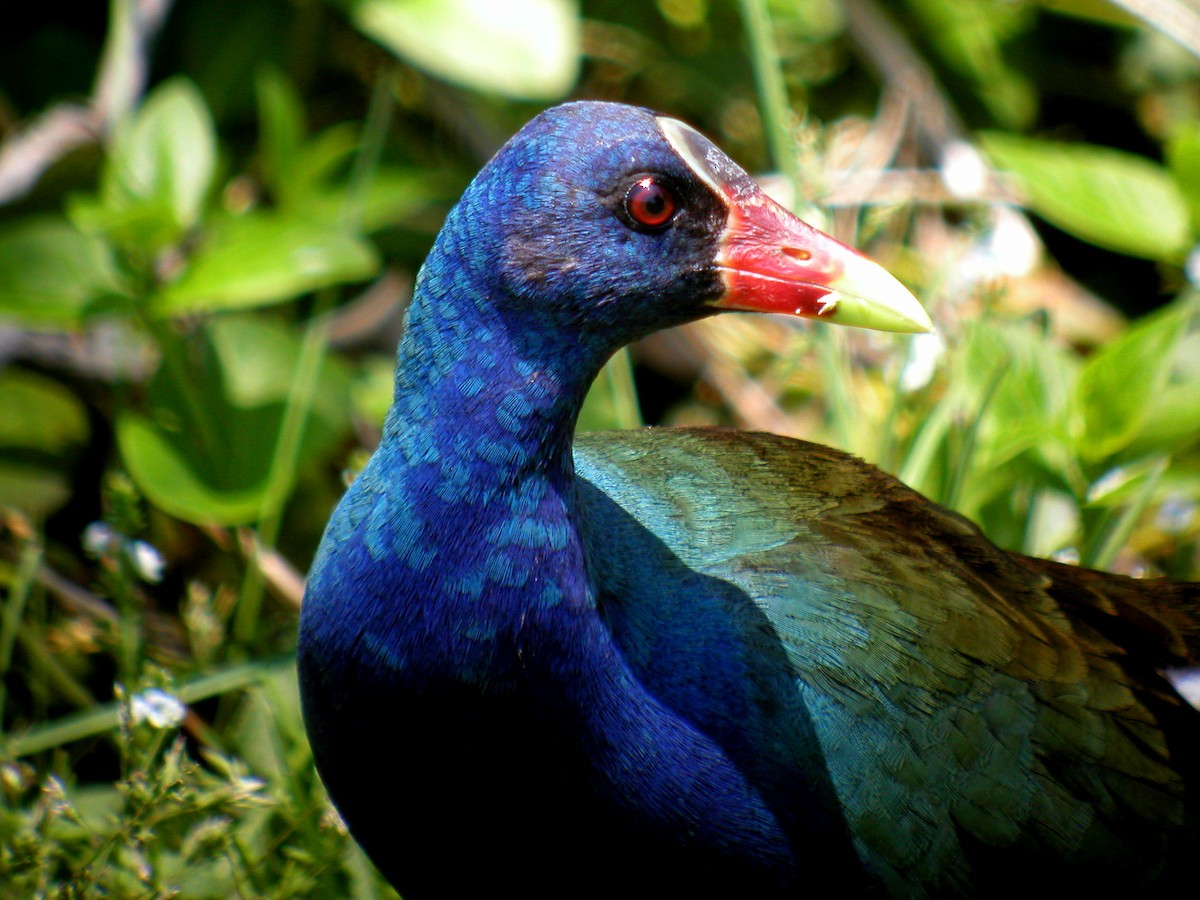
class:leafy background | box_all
[1,0,1198,895]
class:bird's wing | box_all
[574,426,1197,891]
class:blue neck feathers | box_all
[306,204,619,691]
[386,255,603,489]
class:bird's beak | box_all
[658,117,933,335]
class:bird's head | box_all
[434,101,931,348]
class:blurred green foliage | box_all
[1,0,1198,896]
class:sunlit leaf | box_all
[1166,120,1200,232]
[154,213,379,315]
[904,318,1080,516]
[981,132,1192,262]
[1132,382,1200,455]
[349,0,580,100]
[959,319,1078,466]
[1075,300,1190,461]
[255,67,307,197]
[1125,318,1200,455]
[1085,456,1169,507]
[73,78,217,250]
[0,217,124,326]
[113,78,216,228]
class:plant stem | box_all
[608,349,643,429]
[7,655,292,757]
[739,0,860,450]
[0,538,41,729]
[234,69,397,644]
[1083,457,1168,571]
[234,303,331,644]
[738,0,802,186]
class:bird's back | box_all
[575,426,1200,895]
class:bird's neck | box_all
[384,265,608,483]
[324,263,616,685]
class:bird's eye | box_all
[624,177,678,230]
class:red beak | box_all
[658,117,932,335]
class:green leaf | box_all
[0,370,90,517]
[351,354,397,428]
[289,124,362,195]
[115,78,216,228]
[1132,382,1200,455]
[154,213,379,315]
[905,0,1036,128]
[118,317,352,525]
[903,318,1080,515]
[1167,120,1200,232]
[118,411,269,525]
[981,132,1192,262]
[349,0,580,100]
[1085,455,1169,507]
[8,656,294,757]
[207,316,353,429]
[75,78,217,250]
[0,217,124,326]
[255,68,307,197]
[0,370,90,453]
[1081,456,1167,570]
[263,120,360,212]
[302,167,447,233]
[1038,0,1141,28]
[0,463,72,518]
[1075,301,1191,461]
[959,319,1079,467]
[1125,319,1200,455]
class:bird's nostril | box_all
[782,247,812,261]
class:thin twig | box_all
[1110,0,1200,60]
[0,0,173,204]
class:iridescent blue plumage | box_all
[298,102,1199,898]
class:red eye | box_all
[624,177,677,229]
